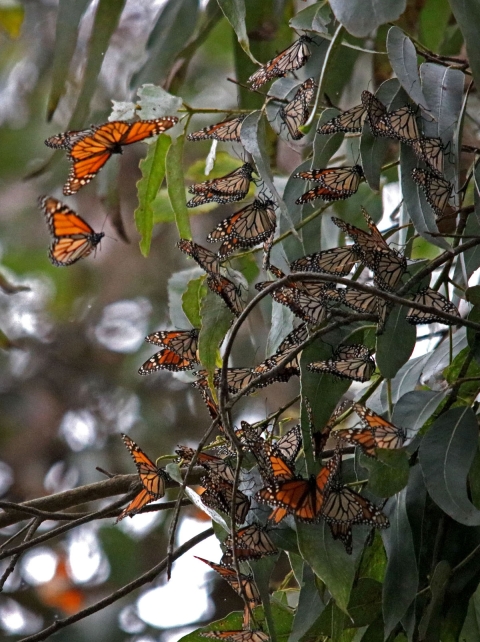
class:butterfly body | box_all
[45,117,178,194]
[294,165,363,203]
[39,196,104,266]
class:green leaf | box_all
[346,578,383,628]
[386,27,430,110]
[136,83,183,120]
[182,276,205,329]
[448,0,480,91]
[216,0,259,64]
[381,488,419,636]
[241,111,297,241]
[46,0,91,120]
[166,135,192,240]
[358,531,387,582]
[169,267,204,327]
[376,305,416,379]
[466,286,480,306]
[300,597,346,640]
[296,521,359,614]
[266,303,295,356]
[198,288,233,380]
[290,3,330,33]
[329,0,405,38]
[0,328,15,350]
[420,0,451,51]
[362,449,409,497]
[131,0,200,87]
[134,134,171,256]
[289,563,325,642]
[392,389,447,441]
[419,406,480,525]
[467,305,480,364]
[67,0,127,129]
[418,561,452,641]
[419,63,464,184]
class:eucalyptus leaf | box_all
[386,27,430,110]
[329,0,406,38]
[198,288,233,381]
[217,0,259,64]
[376,305,416,379]
[448,0,480,91]
[288,563,324,642]
[169,267,204,328]
[419,406,480,525]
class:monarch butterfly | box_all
[194,557,261,605]
[187,114,248,142]
[39,196,104,267]
[175,446,235,482]
[341,289,390,334]
[192,378,224,431]
[254,327,303,377]
[255,277,328,325]
[290,246,360,276]
[200,474,251,524]
[328,521,354,554]
[279,78,316,140]
[249,425,302,483]
[138,348,197,375]
[411,137,447,175]
[320,482,389,529]
[332,209,390,256]
[333,403,406,457]
[45,117,178,195]
[307,343,376,382]
[294,166,364,203]
[145,329,199,361]
[206,273,245,317]
[222,524,278,564]
[199,367,258,394]
[378,104,420,144]
[361,91,390,138]
[256,451,341,522]
[177,239,221,274]
[317,102,366,135]
[208,199,277,258]
[276,323,309,352]
[187,163,254,207]
[411,168,454,218]
[309,399,351,458]
[201,631,269,642]
[371,250,407,292]
[406,287,460,325]
[116,434,168,522]
[247,36,313,90]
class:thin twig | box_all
[19,528,214,642]
[0,518,40,591]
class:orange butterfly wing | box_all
[62,118,178,194]
[39,196,104,267]
[117,488,153,522]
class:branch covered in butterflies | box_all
[0,467,204,530]
[17,527,214,642]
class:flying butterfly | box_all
[294,165,364,203]
[406,287,460,325]
[317,102,366,134]
[378,104,419,144]
[187,163,254,207]
[247,36,313,90]
[39,196,104,267]
[333,403,406,457]
[206,273,244,317]
[290,246,360,276]
[208,199,277,258]
[200,474,251,524]
[177,239,221,274]
[411,137,448,175]
[145,329,199,360]
[201,631,269,642]
[411,168,454,218]
[116,434,168,522]
[222,524,278,565]
[307,343,376,382]
[138,348,197,375]
[45,117,178,195]
[279,77,316,140]
[256,451,341,523]
[361,90,391,138]
[187,114,248,142]
[194,557,261,605]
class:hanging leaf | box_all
[329,0,406,38]
[216,0,259,64]
[386,27,430,111]
[419,406,480,525]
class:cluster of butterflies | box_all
[38,29,466,641]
